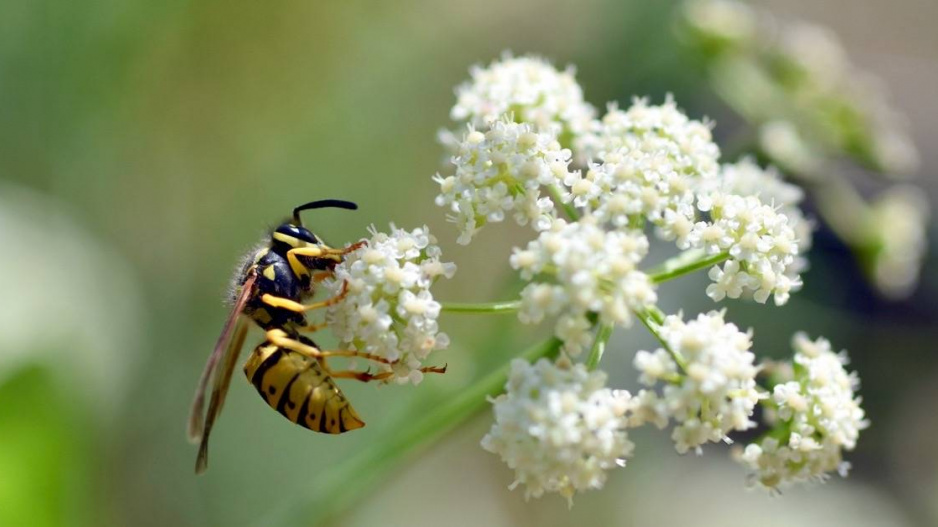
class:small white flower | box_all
[481,357,634,504]
[435,117,574,244]
[632,311,764,454]
[512,217,656,356]
[449,53,596,143]
[325,224,456,384]
[736,333,868,490]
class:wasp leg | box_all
[310,271,334,283]
[265,328,395,366]
[286,241,367,280]
[300,321,329,333]
[260,280,349,313]
[288,240,366,260]
[329,364,448,383]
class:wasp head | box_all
[270,199,358,271]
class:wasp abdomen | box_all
[243,342,365,434]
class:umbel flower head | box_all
[575,96,721,180]
[716,158,813,274]
[692,190,802,305]
[680,0,919,176]
[736,333,868,490]
[433,48,873,503]
[325,224,456,384]
[511,216,657,356]
[434,117,574,244]
[865,186,929,299]
[448,53,596,142]
[631,311,763,454]
[481,357,634,505]
[562,97,721,245]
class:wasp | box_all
[187,199,444,474]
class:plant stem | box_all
[586,323,614,370]
[634,308,688,372]
[547,184,580,221]
[271,337,564,527]
[649,251,730,284]
[440,301,522,314]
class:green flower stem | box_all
[649,251,730,284]
[586,323,614,370]
[645,305,666,325]
[635,308,688,372]
[273,337,564,527]
[440,301,522,314]
[547,184,580,221]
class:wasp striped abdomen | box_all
[243,339,365,434]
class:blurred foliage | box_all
[1,0,936,526]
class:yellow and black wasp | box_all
[187,199,444,474]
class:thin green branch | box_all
[547,184,580,221]
[634,308,688,372]
[586,323,614,370]
[649,251,730,284]
[441,301,522,314]
[269,337,564,527]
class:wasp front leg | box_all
[260,280,349,313]
[286,240,367,278]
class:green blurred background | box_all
[1,0,936,526]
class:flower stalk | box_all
[649,250,730,284]
[585,323,614,370]
[441,301,522,314]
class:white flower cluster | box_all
[682,0,920,176]
[576,97,721,180]
[692,191,802,305]
[449,53,596,140]
[710,158,813,275]
[560,97,724,251]
[777,21,919,175]
[631,311,763,454]
[434,117,574,245]
[481,357,634,504]
[681,0,757,45]
[562,105,720,244]
[325,225,456,384]
[718,159,811,242]
[511,217,657,356]
[737,333,868,490]
[430,52,873,501]
[868,187,929,299]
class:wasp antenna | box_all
[292,199,359,224]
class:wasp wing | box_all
[187,272,257,444]
[194,317,249,473]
